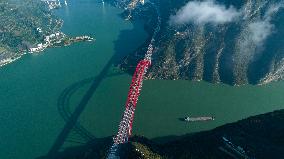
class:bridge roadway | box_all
[107,45,153,159]
[107,2,160,158]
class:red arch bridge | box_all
[107,43,154,158]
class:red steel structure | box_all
[107,3,160,157]
[107,44,153,159]
[114,59,151,144]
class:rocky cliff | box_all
[120,0,284,85]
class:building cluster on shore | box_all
[0,56,20,67]
[71,36,94,42]
[29,30,94,53]
[41,0,61,10]
[220,137,250,159]
[29,31,65,53]
[126,0,145,13]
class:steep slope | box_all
[119,0,284,85]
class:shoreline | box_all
[0,36,95,68]
[0,35,95,68]
[0,2,95,69]
[0,55,23,68]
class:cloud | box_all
[170,0,241,25]
[248,20,274,45]
[247,3,284,46]
[234,2,284,66]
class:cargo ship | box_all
[183,116,215,122]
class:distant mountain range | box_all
[118,0,284,85]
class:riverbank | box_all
[29,32,94,53]
[0,55,22,67]
[0,0,94,68]
[0,34,95,68]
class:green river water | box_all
[0,0,284,158]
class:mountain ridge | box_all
[117,0,284,85]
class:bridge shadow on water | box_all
[37,59,113,159]
[36,16,149,159]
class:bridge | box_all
[107,43,154,159]
[107,2,161,158]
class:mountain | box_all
[118,0,284,85]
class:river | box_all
[0,0,284,159]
